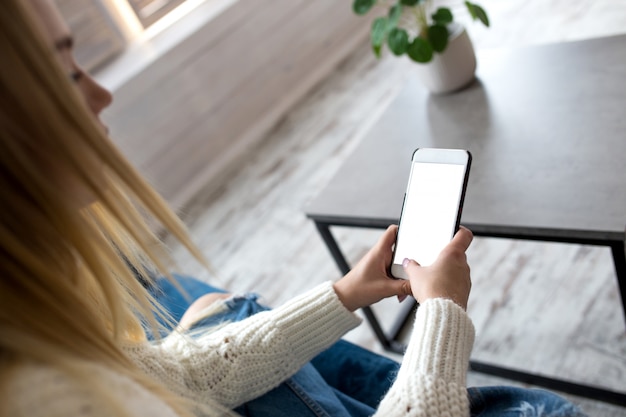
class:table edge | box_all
[306,213,625,245]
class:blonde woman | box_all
[0,0,588,416]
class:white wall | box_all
[102,0,369,208]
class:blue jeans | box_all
[149,274,588,417]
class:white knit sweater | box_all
[6,281,475,416]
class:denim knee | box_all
[147,275,264,338]
[187,293,269,331]
[468,386,588,417]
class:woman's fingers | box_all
[396,278,412,303]
[401,227,473,309]
[448,226,474,253]
[378,224,398,251]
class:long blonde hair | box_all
[0,1,227,415]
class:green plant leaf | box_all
[387,28,409,55]
[431,7,453,25]
[370,17,389,58]
[407,37,433,63]
[400,0,421,5]
[428,24,448,52]
[353,0,376,15]
[465,2,490,27]
[473,4,490,27]
[388,4,403,27]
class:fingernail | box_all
[397,294,408,303]
[402,258,410,268]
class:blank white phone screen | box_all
[393,162,466,267]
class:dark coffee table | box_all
[306,35,626,405]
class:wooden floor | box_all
[166,1,626,415]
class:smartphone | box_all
[390,148,472,279]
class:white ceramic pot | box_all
[414,22,477,94]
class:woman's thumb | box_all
[402,257,421,270]
[395,269,413,302]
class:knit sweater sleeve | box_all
[125,281,361,409]
[374,298,475,417]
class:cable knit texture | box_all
[6,284,475,417]
[375,298,475,417]
[126,281,361,409]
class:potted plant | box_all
[353,0,490,93]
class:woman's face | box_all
[27,0,114,205]
[30,0,113,130]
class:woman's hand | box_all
[333,225,410,311]
[332,225,474,312]
[404,226,474,310]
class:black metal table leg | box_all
[313,222,351,275]
[610,239,626,328]
[469,361,626,406]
